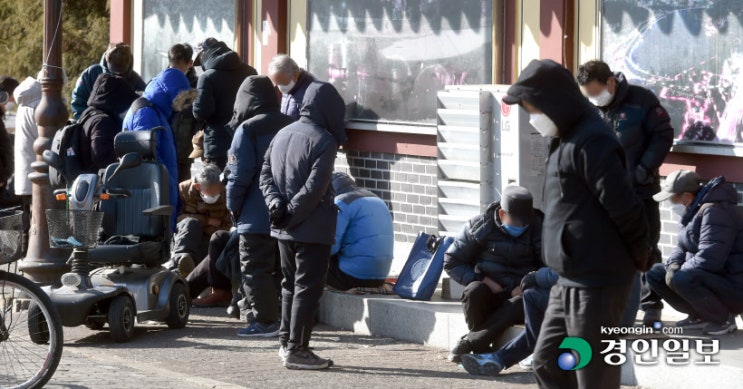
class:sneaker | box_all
[461,353,505,376]
[448,335,473,363]
[226,303,240,319]
[177,254,195,278]
[237,321,280,338]
[279,345,290,362]
[675,315,708,329]
[192,288,232,308]
[518,354,534,370]
[642,309,662,327]
[703,315,738,335]
[283,348,331,370]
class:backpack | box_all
[48,120,86,188]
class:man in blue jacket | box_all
[503,59,649,389]
[227,75,294,338]
[123,68,192,223]
[647,170,743,335]
[268,54,316,121]
[328,172,394,290]
[260,81,346,370]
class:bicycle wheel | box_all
[0,271,64,389]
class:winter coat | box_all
[79,73,139,171]
[331,173,394,280]
[122,68,191,218]
[0,111,11,185]
[260,81,347,245]
[71,54,146,120]
[599,72,675,199]
[193,42,257,160]
[226,76,294,235]
[280,70,316,121]
[508,59,649,288]
[12,77,41,196]
[444,202,544,294]
[666,177,743,285]
[177,179,231,236]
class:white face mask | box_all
[200,192,220,204]
[529,113,558,137]
[589,88,614,107]
[670,203,687,217]
[277,79,296,94]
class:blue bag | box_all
[394,232,455,301]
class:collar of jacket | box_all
[603,72,630,112]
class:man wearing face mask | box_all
[578,60,675,327]
[647,170,743,335]
[267,55,316,121]
[166,163,232,277]
[444,185,544,363]
[504,59,650,389]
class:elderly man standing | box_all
[267,55,316,121]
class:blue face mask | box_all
[503,224,528,237]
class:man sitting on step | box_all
[443,185,544,362]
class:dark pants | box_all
[462,281,525,353]
[494,286,550,367]
[533,283,630,389]
[20,195,31,256]
[646,263,743,324]
[186,230,232,298]
[326,254,385,291]
[278,240,330,351]
[240,233,280,324]
[173,217,209,263]
[640,198,664,312]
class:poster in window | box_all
[601,1,743,144]
[308,0,493,125]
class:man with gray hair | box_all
[166,163,232,277]
[268,54,316,120]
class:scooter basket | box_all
[0,210,23,265]
[46,209,104,249]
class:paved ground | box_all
[47,307,538,389]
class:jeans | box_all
[646,263,743,324]
[533,283,630,389]
[462,281,525,353]
[278,240,331,351]
[493,286,550,368]
[240,233,280,324]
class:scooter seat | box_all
[88,240,163,268]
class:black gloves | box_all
[635,164,654,186]
[269,199,291,229]
[520,271,538,291]
[666,262,681,288]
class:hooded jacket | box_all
[444,202,544,293]
[260,81,347,244]
[330,173,394,280]
[122,68,191,218]
[71,54,146,120]
[193,41,257,160]
[667,177,743,284]
[12,77,41,196]
[226,76,294,234]
[79,73,139,171]
[280,70,316,121]
[507,59,649,288]
[599,72,674,198]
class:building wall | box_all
[334,150,439,244]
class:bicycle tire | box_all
[0,271,64,389]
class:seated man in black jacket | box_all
[444,185,543,362]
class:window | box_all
[307,0,493,125]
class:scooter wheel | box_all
[28,301,50,344]
[165,282,190,329]
[108,295,135,342]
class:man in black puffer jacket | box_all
[503,59,649,389]
[260,81,346,370]
[444,186,543,363]
[193,38,257,169]
[578,60,675,326]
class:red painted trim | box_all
[259,0,288,74]
[109,0,132,45]
[504,1,517,83]
[661,152,743,182]
[236,0,253,63]
[343,130,437,158]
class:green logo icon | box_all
[558,337,592,370]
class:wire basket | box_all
[0,210,23,265]
[46,209,104,249]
